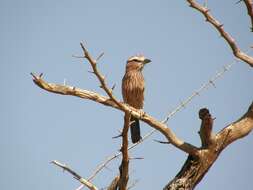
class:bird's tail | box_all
[130,116,141,143]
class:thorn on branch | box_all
[219,24,224,28]
[30,72,36,78]
[96,52,105,62]
[72,55,85,59]
[88,70,95,74]
[180,101,186,108]
[209,80,216,88]
[80,42,86,53]
[129,157,144,160]
[80,42,91,60]
[153,139,171,144]
[112,134,123,139]
[111,84,116,90]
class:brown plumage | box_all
[122,55,151,143]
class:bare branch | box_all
[153,139,171,144]
[80,43,124,109]
[32,73,199,156]
[51,160,98,190]
[85,129,156,185]
[33,52,237,188]
[216,101,253,149]
[118,113,130,190]
[163,61,234,123]
[112,134,122,139]
[187,0,253,67]
[198,108,214,147]
[243,0,253,31]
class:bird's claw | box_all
[139,109,146,119]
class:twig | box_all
[129,157,144,160]
[75,128,158,190]
[187,0,253,67]
[51,160,98,190]
[162,61,234,123]
[96,52,105,61]
[72,55,85,59]
[153,139,171,144]
[80,42,124,109]
[112,134,122,139]
[87,129,156,181]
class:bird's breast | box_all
[122,72,145,109]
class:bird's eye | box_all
[132,59,141,62]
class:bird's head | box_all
[126,55,151,72]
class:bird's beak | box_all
[143,58,151,64]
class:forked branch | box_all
[79,43,124,110]
[31,44,199,157]
[163,102,253,190]
[187,0,253,67]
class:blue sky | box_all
[0,0,252,190]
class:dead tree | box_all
[31,1,253,190]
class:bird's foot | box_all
[138,109,146,119]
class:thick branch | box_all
[243,0,253,31]
[216,101,253,149]
[164,102,253,190]
[118,113,130,190]
[51,160,98,190]
[107,176,120,190]
[198,108,214,147]
[187,0,253,67]
[31,74,198,156]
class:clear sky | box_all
[1,0,252,190]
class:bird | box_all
[122,55,151,143]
